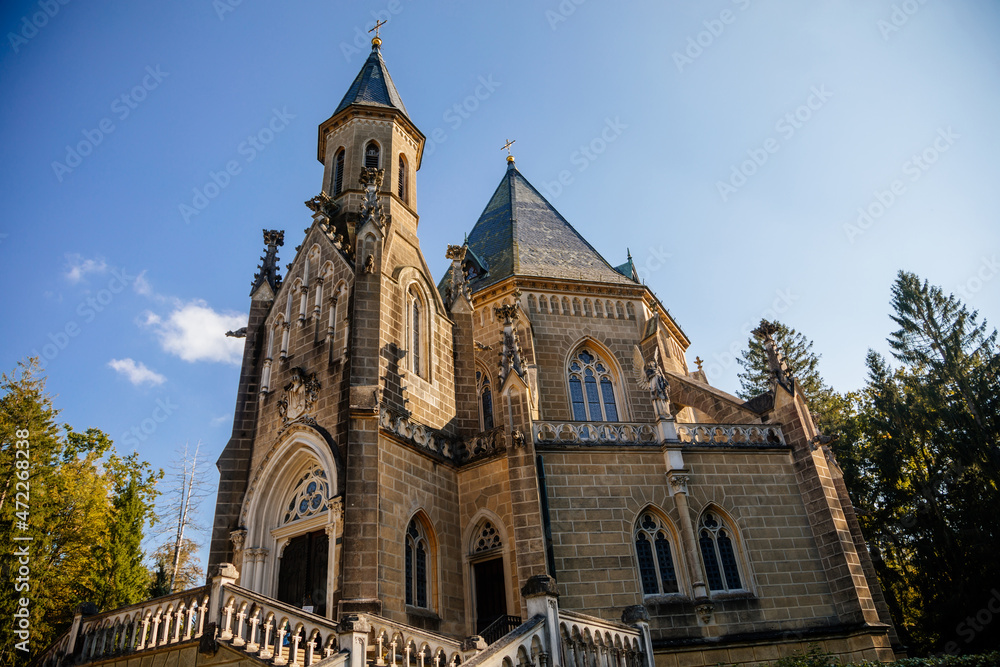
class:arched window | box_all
[477,369,495,431]
[634,512,679,595]
[333,148,345,195]
[281,465,330,525]
[699,511,743,592]
[398,154,407,201]
[406,518,430,608]
[365,141,380,169]
[567,346,620,422]
[407,285,427,379]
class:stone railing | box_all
[380,410,460,462]
[675,423,784,446]
[364,613,466,667]
[218,584,341,666]
[533,422,658,445]
[557,610,647,667]
[461,427,507,463]
[460,616,547,667]
[36,586,210,667]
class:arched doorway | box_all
[467,517,511,635]
[238,426,341,617]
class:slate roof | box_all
[466,162,636,290]
[333,44,410,119]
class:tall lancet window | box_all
[567,346,620,422]
[398,154,407,201]
[477,369,495,431]
[699,511,744,592]
[333,148,345,195]
[634,512,679,595]
[365,141,380,169]
[412,299,421,376]
[405,518,430,608]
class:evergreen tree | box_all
[150,538,202,593]
[90,453,161,611]
[149,559,171,598]
[736,321,838,429]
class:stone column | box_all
[522,575,562,667]
[209,563,240,627]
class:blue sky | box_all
[2,1,999,568]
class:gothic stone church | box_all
[193,36,902,667]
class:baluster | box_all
[173,608,183,643]
[184,604,195,640]
[418,647,426,667]
[260,619,275,660]
[274,625,287,666]
[389,640,398,667]
[234,608,247,647]
[137,617,149,651]
[150,614,162,649]
[290,631,302,667]
[247,612,261,652]
[376,635,385,666]
[404,644,411,667]
[197,600,208,638]
[305,636,316,666]
[221,603,235,640]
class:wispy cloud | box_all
[64,254,108,283]
[134,270,153,296]
[108,358,166,386]
[143,299,246,364]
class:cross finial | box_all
[369,19,387,47]
[502,138,516,163]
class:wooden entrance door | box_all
[277,530,329,616]
[473,557,507,634]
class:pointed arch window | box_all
[398,154,407,201]
[699,511,743,592]
[477,369,495,431]
[634,512,679,595]
[405,518,431,608]
[365,141,380,169]
[334,148,345,196]
[407,285,427,380]
[568,347,620,422]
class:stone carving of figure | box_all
[632,345,672,419]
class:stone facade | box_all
[206,38,899,666]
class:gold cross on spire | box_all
[369,19,386,47]
[502,139,516,163]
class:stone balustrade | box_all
[532,422,658,445]
[557,610,646,667]
[36,586,210,667]
[364,613,466,667]
[219,584,341,666]
[460,616,547,667]
[675,423,785,446]
[380,410,460,462]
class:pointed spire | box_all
[251,229,284,295]
[332,30,409,120]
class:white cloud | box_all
[65,254,108,283]
[108,358,166,386]
[145,299,246,364]
[134,270,153,296]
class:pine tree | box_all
[90,453,161,611]
[149,559,171,598]
[736,321,837,428]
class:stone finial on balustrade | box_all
[461,636,487,652]
[521,574,559,598]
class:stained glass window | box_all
[634,513,679,596]
[567,347,620,421]
[699,511,744,592]
[406,518,431,609]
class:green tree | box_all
[150,538,202,593]
[736,321,839,430]
[89,453,162,610]
[149,560,171,599]
[0,359,163,663]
